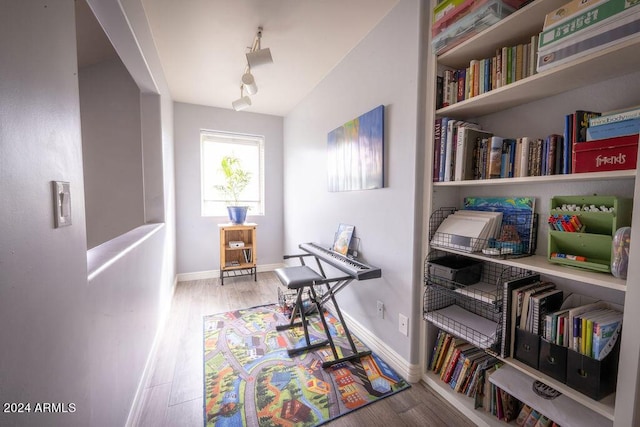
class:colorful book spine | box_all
[436,75,444,109]
[449,354,465,389]
[488,137,503,178]
[434,335,452,373]
[457,69,466,102]
[590,106,640,126]
[433,118,442,182]
[515,44,524,81]
[429,330,446,370]
[529,34,538,77]
[439,117,449,182]
[519,137,530,177]
[562,114,574,174]
[586,117,640,141]
[484,57,491,93]
[501,46,508,87]
[442,69,454,107]
[571,110,600,173]
[442,348,461,382]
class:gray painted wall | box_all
[79,57,145,249]
[0,1,90,425]
[174,102,284,274]
[283,0,423,363]
[0,1,177,425]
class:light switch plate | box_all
[52,181,71,228]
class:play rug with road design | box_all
[203,304,410,427]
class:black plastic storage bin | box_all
[426,255,482,285]
[539,339,568,383]
[515,328,540,369]
[566,339,620,400]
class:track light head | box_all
[246,48,273,68]
[241,72,258,95]
[232,95,252,111]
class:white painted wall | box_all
[87,224,166,425]
[283,0,423,364]
[173,102,284,274]
[79,57,145,249]
[0,1,90,425]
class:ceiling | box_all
[78,0,399,117]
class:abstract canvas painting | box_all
[328,105,384,192]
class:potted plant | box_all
[215,155,251,224]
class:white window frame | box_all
[200,130,265,217]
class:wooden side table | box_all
[218,223,257,285]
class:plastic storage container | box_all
[426,255,483,285]
[432,0,517,55]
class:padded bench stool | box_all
[274,265,338,360]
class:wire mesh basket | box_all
[277,285,324,318]
[423,251,535,353]
[429,207,538,258]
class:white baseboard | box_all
[333,306,422,383]
[125,275,178,427]
[177,263,284,282]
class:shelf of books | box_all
[423,370,516,427]
[437,35,640,119]
[427,0,640,424]
[437,0,568,69]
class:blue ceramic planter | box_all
[227,206,248,224]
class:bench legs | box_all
[276,283,372,368]
[276,286,331,357]
[275,263,371,368]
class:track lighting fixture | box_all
[231,26,273,111]
[241,71,257,95]
[232,85,252,111]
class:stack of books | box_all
[544,301,623,360]
[428,331,501,398]
[438,35,539,108]
[537,0,640,72]
[565,105,640,173]
[586,105,640,141]
[433,117,575,181]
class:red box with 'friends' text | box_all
[573,134,638,173]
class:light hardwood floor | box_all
[135,272,475,426]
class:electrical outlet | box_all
[399,314,408,336]
[377,301,384,319]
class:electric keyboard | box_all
[299,242,382,280]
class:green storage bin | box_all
[549,231,613,272]
[550,196,632,235]
[548,196,632,273]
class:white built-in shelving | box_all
[422,0,640,425]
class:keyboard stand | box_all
[275,254,371,368]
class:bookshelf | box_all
[423,0,640,426]
[218,223,257,286]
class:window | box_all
[201,130,265,217]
